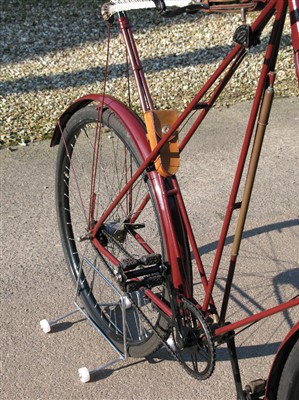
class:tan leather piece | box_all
[144,110,180,177]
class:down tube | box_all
[215,298,299,337]
[201,0,286,313]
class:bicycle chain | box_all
[125,290,216,380]
[94,228,216,378]
[127,290,181,361]
[101,228,137,268]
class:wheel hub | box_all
[104,221,127,243]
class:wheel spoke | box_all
[56,106,171,357]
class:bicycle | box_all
[49,0,299,398]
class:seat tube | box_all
[118,14,154,111]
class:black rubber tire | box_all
[56,105,180,357]
[277,337,299,400]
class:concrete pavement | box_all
[1,98,298,399]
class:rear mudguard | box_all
[264,322,299,399]
[51,94,151,160]
[51,93,192,296]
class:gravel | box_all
[0,0,298,147]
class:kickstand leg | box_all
[226,332,247,400]
[40,257,130,382]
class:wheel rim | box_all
[57,108,168,348]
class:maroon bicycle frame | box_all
[54,0,299,338]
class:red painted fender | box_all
[289,0,299,84]
[264,322,299,399]
[51,93,192,292]
[51,93,151,160]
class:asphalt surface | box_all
[1,97,299,399]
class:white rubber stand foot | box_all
[40,319,51,333]
[166,337,176,351]
[78,367,90,383]
[123,296,132,309]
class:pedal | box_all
[140,253,161,266]
[120,257,140,271]
[119,255,165,291]
[121,253,161,271]
[126,275,164,292]
[124,264,164,279]
[245,379,266,398]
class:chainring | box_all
[92,230,216,379]
[175,298,216,380]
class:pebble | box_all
[0,0,298,147]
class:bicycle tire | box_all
[56,105,176,357]
[277,337,299,400]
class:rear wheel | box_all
[56,106,173,357]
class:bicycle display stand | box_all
[40,257,129,383]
